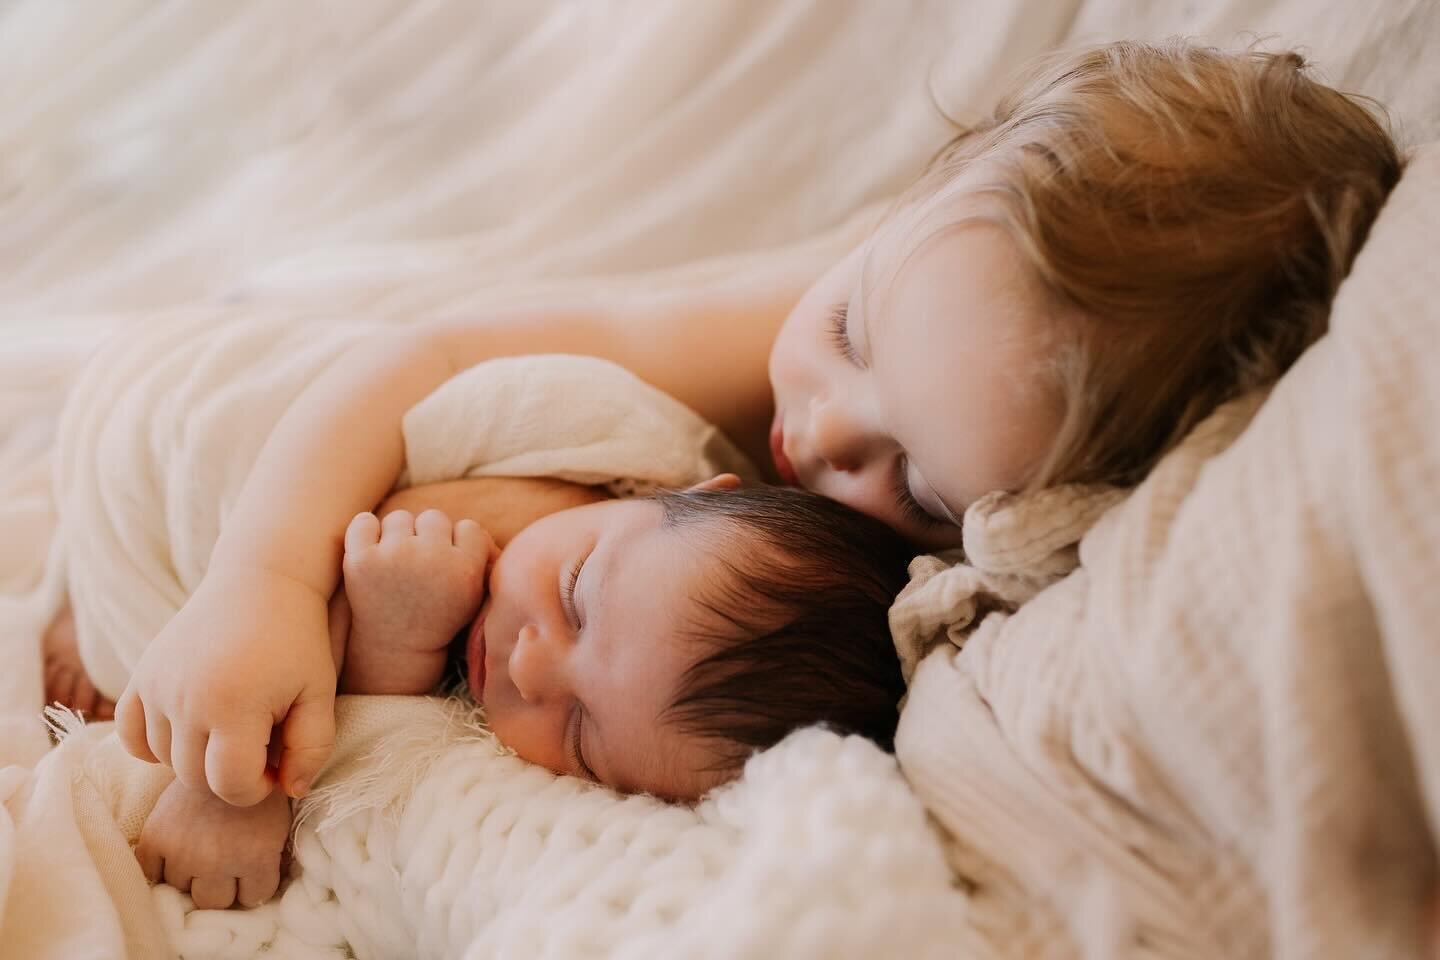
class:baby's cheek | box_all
[482,703,561,775]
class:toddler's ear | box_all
[689,473,742,493]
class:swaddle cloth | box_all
[888,482,1127,685]
[401,352,759,496]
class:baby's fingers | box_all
[171,730,210,795]
[205,726,275,807]
[115,687,159,763]
[277,687,336,799]
[415,508,453,544]
[344,512,380,554]
[238,865,282,908]
[380,509,415,540]
[190,875,238,911]
[454,519,496,563]
[145,709,173,769]
[163,858,192,895]
[135,836,164,883]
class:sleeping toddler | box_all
[133,478,914,909]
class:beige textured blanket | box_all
[894,145,1440,958]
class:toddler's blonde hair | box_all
[916,40,1402,489]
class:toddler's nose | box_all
[810,398,872,473]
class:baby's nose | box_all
[508,624,568,704]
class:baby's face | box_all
[469,499,734,801]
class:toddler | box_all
[133,479,913,909]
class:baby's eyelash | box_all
[562,554,584,627]
[892,457,947,529]
[827,304,863,366]
[567,707,596,781]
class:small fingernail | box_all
[290,779,309,798]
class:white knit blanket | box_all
[893,145,1440,959]
[3,323,967,959]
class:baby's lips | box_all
[466,604,489,697]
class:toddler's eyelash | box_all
[892,457,947,529]
[827,304,863,366]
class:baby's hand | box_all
[136,777,292,910]
[339,509,494,694]
[116,566,337,805]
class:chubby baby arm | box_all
[115,332,461,805]
[116,565,336,806]
[137,775,292,910]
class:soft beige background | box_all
[0,2,1436,957]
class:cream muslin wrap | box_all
[891,146,1440,959]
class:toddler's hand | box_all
[339,509,494,694]
[115,565,336,806]
[136,777,292,910]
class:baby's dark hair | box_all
[653,485,914,774]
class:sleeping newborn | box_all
[135,477,912,909]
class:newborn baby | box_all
[134,477,912,909]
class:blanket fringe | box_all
[42,703,87,744]
[294,693,508,836]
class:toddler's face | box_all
[767,170,1063,547]
[469,499,734,801]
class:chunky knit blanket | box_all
[892,145,1440,959]
[17,697,967,959]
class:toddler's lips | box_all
[466,607,488,697]
[770,415,800,486]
